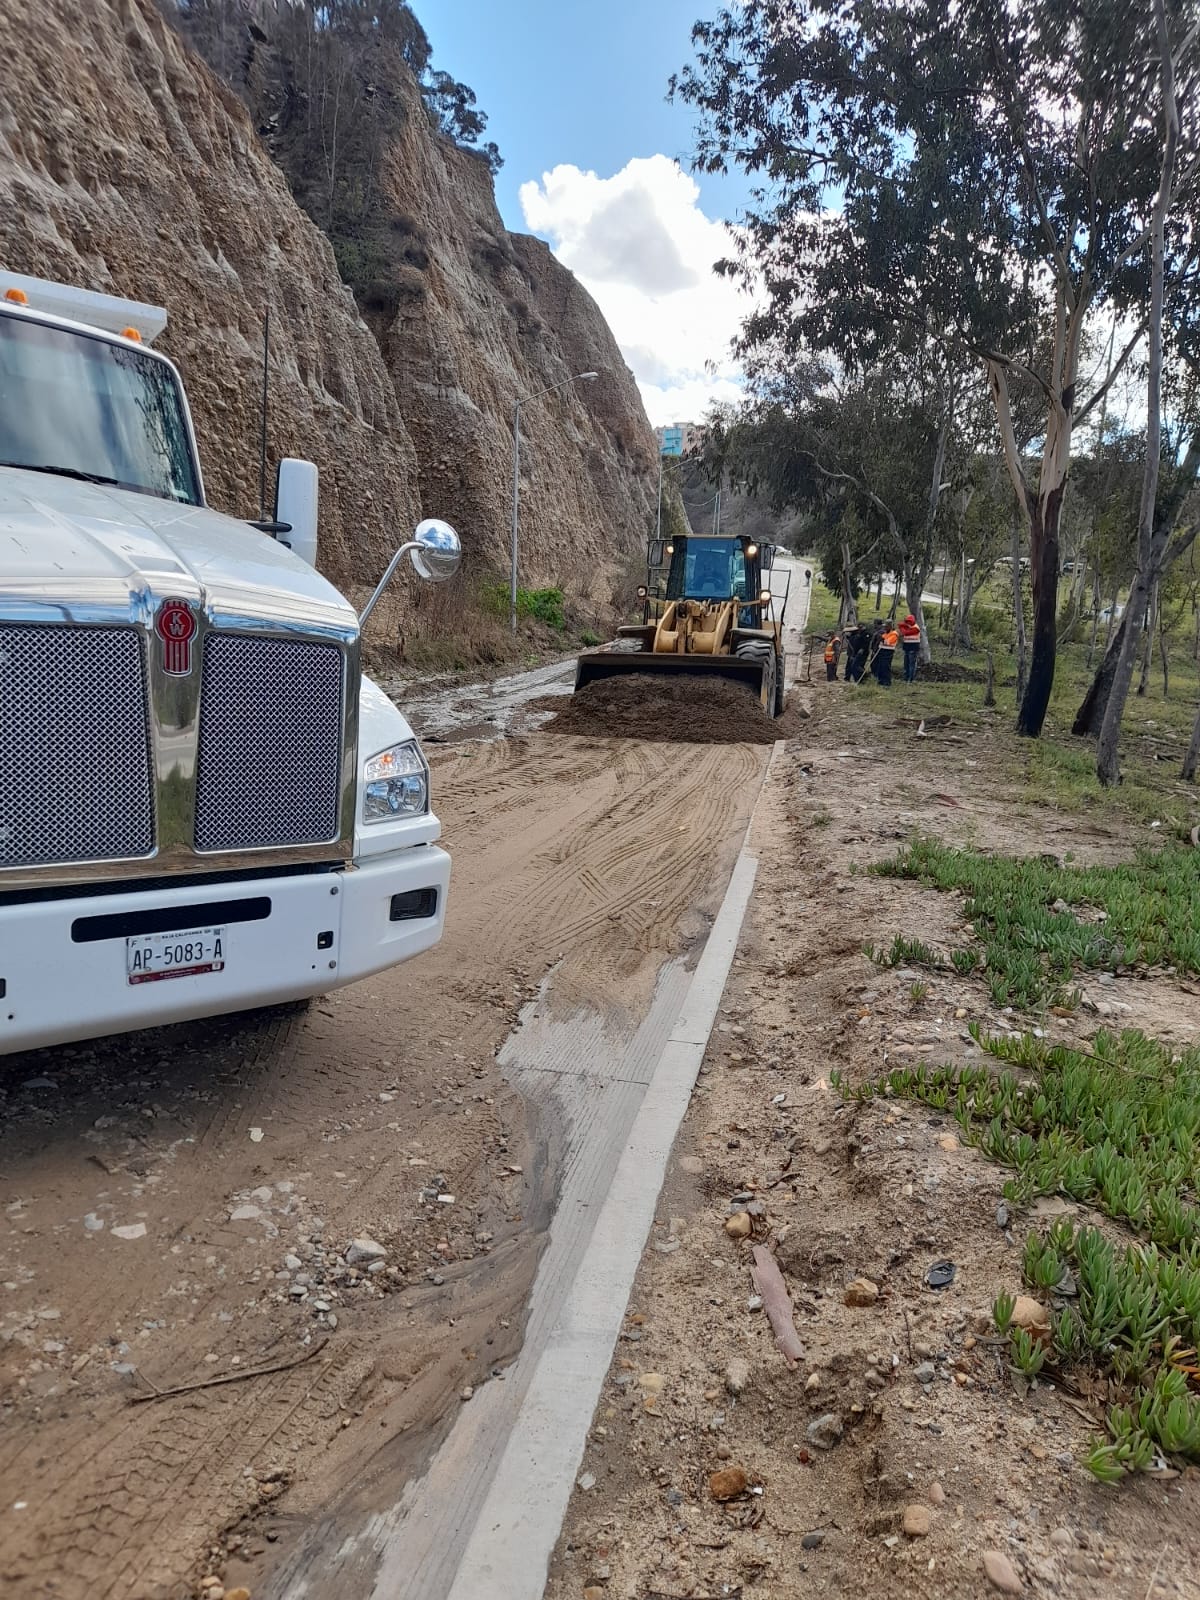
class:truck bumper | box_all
[0,845,450,1056]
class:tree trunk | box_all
[1159,602,1169,697]
[839,539,857,627]
[1011,509,1027,704]
[1087,569,1101,667]
[1103,580,1119,652]
[984,650,996,708]
[1074,617,1126,736]
[1018,488,1064,737]
[1137,581,1158,696]
[1184,701,1200,781]
[1095,0,1178,786]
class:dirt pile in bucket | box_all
[534,675,807,744]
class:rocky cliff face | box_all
[0,0,657,634]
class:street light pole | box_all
[510,370,600,634]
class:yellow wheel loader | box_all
[575,533,789,716]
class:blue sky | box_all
[418,0,753,231]
[418,0,759,424]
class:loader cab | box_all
[657,535,769,626]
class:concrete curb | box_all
[443,745,782,1599]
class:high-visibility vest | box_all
[824,638,838,663]
[899,620,921,643]
[880,630,899,651]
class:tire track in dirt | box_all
[0,730,765,1600]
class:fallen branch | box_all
[129,1338,328,1404]
[750,1245,806,1367]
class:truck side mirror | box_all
[359,519,462,627]
[759,544,776,571]
[275,459,319,567]
[648,539,666,567]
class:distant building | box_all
[655,422,707,457]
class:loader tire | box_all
[735,638,776,717]
[774,651,787,716]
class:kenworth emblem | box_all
[155,598,198,675]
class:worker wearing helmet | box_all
[899,613,922,681]
[823,632,841,680]
[873,621,899,686]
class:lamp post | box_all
[510,370,599,633]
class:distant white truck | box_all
[0,271,460,1055]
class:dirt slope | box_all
[546,695,1200,1600]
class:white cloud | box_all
[519,155,754,428]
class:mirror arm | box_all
[249,518,293,536]
[359,541,419,627]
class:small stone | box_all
[678,1155,703,1174]
[806,1412,843,1450]
[805,1370,822,1392]
[903,1503,931,1537]
[983,1550,1023,1593]
[346,1237,387,1265]
[725,1212,752,1240]
[928,1482,946,1506]
[844,1277,878,1307]
[229,1205,262,1223]
[584,1589,605,1600]
[937,1134,959,1152]
[460,1386,474,1402]
[1011,1296,1051,1334]
[112,1223,147,1240]
[725,1358,750,1395]
[577,1471,596,1491]
[913,1361,936,1384]
[801,1531,825,1550]
[225,1591,252,1600]
[708,1465,748,1501]
[638,1372,666,1394]
[284,1254,302,1271]
[1050,1528,1073,1550]
[83,1213,105,1232]
[747,1294,764,1312]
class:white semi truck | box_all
[0,271,461,1055]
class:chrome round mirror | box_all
[409,518,461,583]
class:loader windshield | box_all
[666,538,749,602]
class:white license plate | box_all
[127,927,227,985]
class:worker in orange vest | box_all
[873,621,899,686]
[898,613,922,681]
[823,632,841,680]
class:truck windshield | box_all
[0,312,200,505]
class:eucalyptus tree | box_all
[674,0,1200,737]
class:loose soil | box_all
[545,681,1200,1600]
[535,675,810,745]
[0,734,756,1600]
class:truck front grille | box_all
[194,635,344,853]
[0,624,155,867]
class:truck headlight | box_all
[363,740,428,821]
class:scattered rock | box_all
[112,1223,147,1240]
[913,1362,936,1384]
[577,1471,596,1491]
[725,1358,751,1396]
[460,1386,474,1402]
[983,1550,1023,1593]
[638,1372,666,1394]
[678,1155,703,1174]
[806,1413,843,1450]
[225,1591,252,1600]
[1050,1528,1073,1550]
[583,1589,605,1600]
[1011,1295,1051,1336]
[801,1530,825,1549]
[928,1481,946,1506]
[937,1133,959,1152]
[708,1465,748,1501]
[844,1277,879,1307]
[83,1213,104,1232]
[345,1237,387,1265]
[229,1205,262,1223]
[903,1503,931,1537]
[805,1370,822,1393]
[725,1212,752,1240]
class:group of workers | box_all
[823,613,922,686]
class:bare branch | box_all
[1075,320,1149,421]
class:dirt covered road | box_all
[0,731,765,1600]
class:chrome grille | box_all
[0,624,154,867]
[194,635,343,853]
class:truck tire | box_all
[775,651,787,716]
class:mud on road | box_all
[0,731,764,1600]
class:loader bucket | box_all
[574,647,773,711]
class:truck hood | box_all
[0,468,357,637]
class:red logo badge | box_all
[155,598,198,675]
